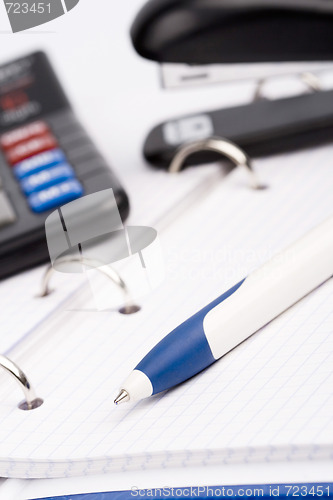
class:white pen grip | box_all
[204,216,333,360]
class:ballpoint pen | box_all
[114,215,333,405]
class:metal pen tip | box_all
[114,389,130,405]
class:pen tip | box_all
[114,389,130,405]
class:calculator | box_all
[0,51,129,280]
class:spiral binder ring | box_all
[169,136,263,190]
[38,257,140,315]
[0,354,43,410]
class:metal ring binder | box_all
[300,72,322,92]
[38,257,141,315]
[0,354,43,411]
[169,137,263,190]
[254,71,323,101]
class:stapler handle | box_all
[144,90,333,169]
[131,0,333,64]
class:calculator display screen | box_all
[0,52,69,131]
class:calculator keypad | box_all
[0,51,129,280]
[0,120,84,214]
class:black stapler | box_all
[131,0,333,169]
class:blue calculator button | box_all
[28,179,84,213]
[20,163,75,195]
[13,149,66,179]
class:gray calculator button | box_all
[66,143,97,162]
[59,130,92,147]
[48,111,79,130]
[163,114,214,146]
[74,156,107,177]
[0,192,16,227]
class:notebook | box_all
[0,163,220,355]
[3,462,333,500]
[0,145,332,479]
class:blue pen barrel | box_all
[136,280,244,395]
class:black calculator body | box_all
[0,52,129,280]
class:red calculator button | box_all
[6,133,58,165]
[0,121,49,150]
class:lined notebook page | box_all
[0,146,332,478]
[0,163,221,355]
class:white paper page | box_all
[0,0,230,357]
[0,146,332,478]
[0,163,221,355]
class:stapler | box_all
[131,0,333,169]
